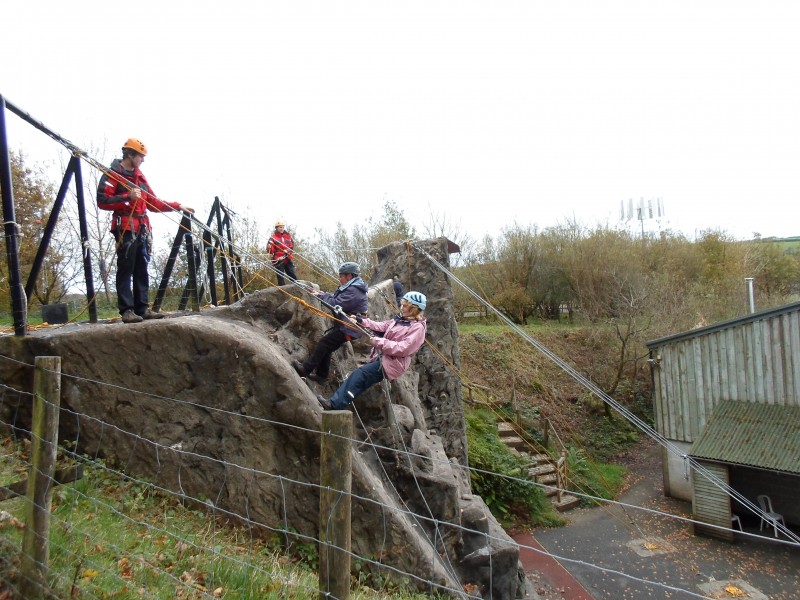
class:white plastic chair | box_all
[756,495,785,537]
[731,514,742,531]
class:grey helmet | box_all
[338,262,360,276]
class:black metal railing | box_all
[0,94,243,335]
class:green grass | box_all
[0,440,446,600]
[457,318,582,337]
[0,293,192,327]
[564,447,627,507]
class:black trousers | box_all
[275,260,297,286]
[115,230,150,316]
[303,329,348,379]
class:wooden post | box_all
[556,451,567,504]
[319,410,352,600]
[540,413,549,449]
[21,356,61,600]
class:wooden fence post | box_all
[556,451,567,504]
[540,413,549,448]
[21,356,61,600]
[511,375,521,428]
[319,410,353,600]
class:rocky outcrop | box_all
[0,238,534,599]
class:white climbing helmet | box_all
[402,291,426,311]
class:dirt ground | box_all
[517,438,800,599]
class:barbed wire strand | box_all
[3,422,717,599]
[2,371,774,600]
[1,362,794,548]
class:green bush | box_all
[465,408,561,527]
[565,447,626,507]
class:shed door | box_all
[692,461,733,541]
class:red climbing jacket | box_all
[267,229,294,264]
[97,158,182,233]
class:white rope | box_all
[413,241,800,545]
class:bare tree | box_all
[60,143,118,303]
[419,202,474,267]
[306,199,415,283]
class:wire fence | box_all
[2,93,797,600]
[2,354,789,600]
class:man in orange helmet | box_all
[267,220,297,285]
[97,138,194,323]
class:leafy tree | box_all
[532,225,579,321]
[747,239,800,301]
[692,229,752,321]
[0,151,81,310]
[558,226,657,403]
[492,223,543,324]
[370,198,415,248]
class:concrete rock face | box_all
[372,239,466,465]
[0,237,532,599]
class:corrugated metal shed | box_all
[689,400,800,475]
[647,301,800,444]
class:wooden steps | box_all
[496,422,580,512]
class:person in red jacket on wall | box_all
[267,220,297,286]
[97,138,194,324]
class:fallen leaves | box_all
[723,584,746,597]
[180,568,208,592]
[0,511,24,530]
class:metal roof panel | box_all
[689,400,800,474]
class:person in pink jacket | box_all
[317,291,428,410]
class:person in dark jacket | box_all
[97,138,193,324]
[292,262,368,382]
[392,275,404,306]
[267,220,296,285]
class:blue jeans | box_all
[329,359,385,409]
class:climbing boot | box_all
[316,395,332,410]
[121,309,143,324]
[292,360,307,377]
[141,308,164,320]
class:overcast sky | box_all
[3,1,800,246]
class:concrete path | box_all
[514,531,594,599]
[516,439,800,599]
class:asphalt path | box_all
[515,439,800,599]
